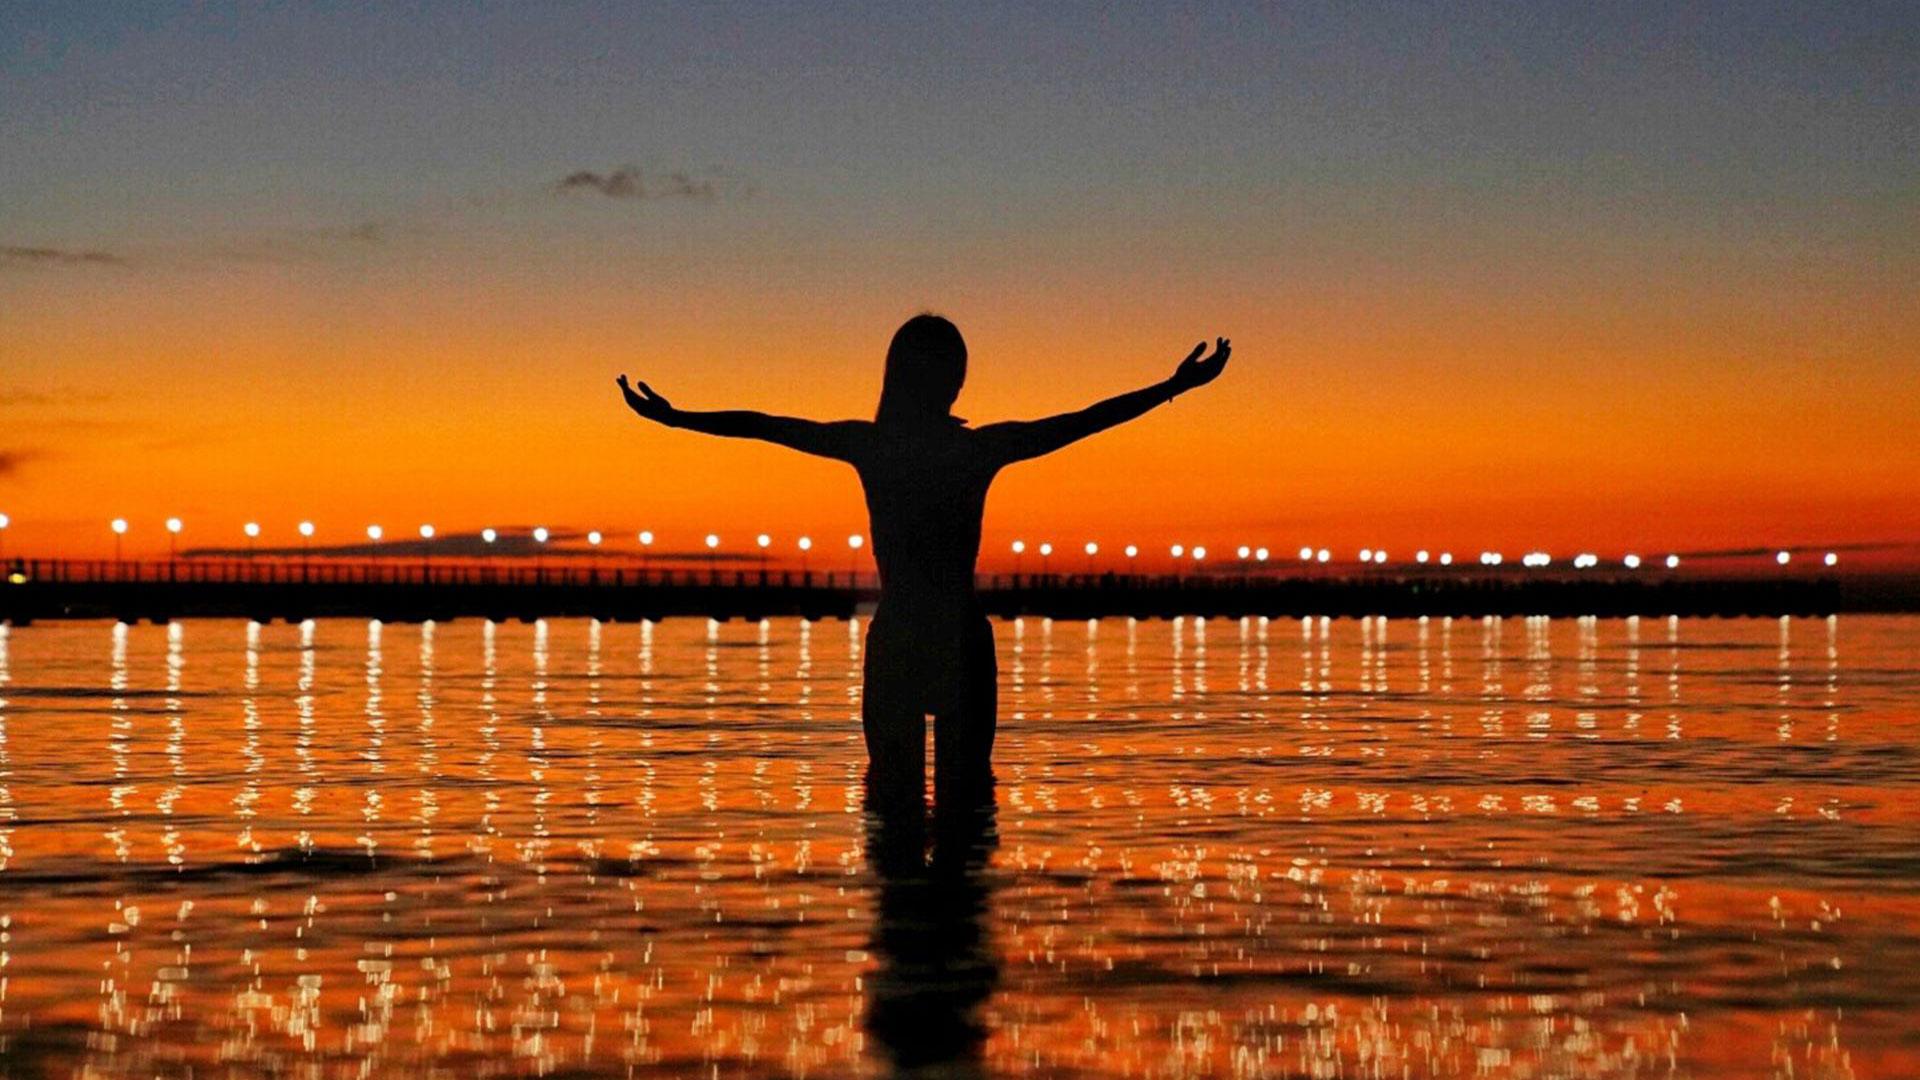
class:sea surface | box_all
[0,614,1914,1078]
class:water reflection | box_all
[0,615,1909,1075]
[863,780,1001,1075]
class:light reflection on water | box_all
[0,615,1915,1076]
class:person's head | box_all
[876,313,966,424]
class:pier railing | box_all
[0,555,1881,624]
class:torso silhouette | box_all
[853,420,994,620]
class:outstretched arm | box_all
[616,375,863,461]
[977,337,1230,465]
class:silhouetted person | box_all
[618,315,1230,800]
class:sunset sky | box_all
[3,4,1915,566]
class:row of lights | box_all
[88,519,873,559]
[0,515,1847,571]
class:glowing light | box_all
[1236,545,1251,560]
[532,527,549,543]
[756,533,771,549]
[706,533,721,549]
[1776,550,1791,565]
[1085,541,1099,556]
[587,530,602,545]
[1359,548,1373,562]
[1438,552,1452,565]
[1038,542,1053,557]
[848,534,864,550]
[1170,544,1184,558]
[797,536,812,551]
[1011,539,1026,554]
[1623,554,1642,569]
[1316,548,1331,563]
[0,513,9,530]
[1192,546,1207,561]
[1125,544,1139,558]
[165,517,183,534]
[1298,546,1313,561]
[366,525,384,541]
[110,518,128,535]
[419,524,436,540]
[298,521,315,538]
[1824,552,1838,566]
[638,530,654,545]
[243,522,261,538]
[1665,554,1680,569]
[1255,547,1269,561]
[1573,553,1598,569]
[1415,550,1430,564]
[1373,550,1388,564]
[1522,552,1553,568]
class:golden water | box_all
[0,614,1913,1077]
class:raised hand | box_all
[1169,337,1231,394]
[616,374,677,424]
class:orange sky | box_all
[3,7,1916,566]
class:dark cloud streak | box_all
[2,244,124,267]
[553,165,743,203]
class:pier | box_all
[3,556,1903,625]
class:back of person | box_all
[856,420,998,620]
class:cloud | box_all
[1,244,124,267]
[0,388,114,407]
[310,220,392,244]
[0,448,43,478]
[553,165,745,203]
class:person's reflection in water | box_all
[861,776,1001,1075]
[618,315,1231,796]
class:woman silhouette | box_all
[618,315,1229,801]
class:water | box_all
[0,614,1914,1078]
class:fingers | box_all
[1184,342,1207,363]
[637,381,659,400]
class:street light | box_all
[481,527,497,543]
[1192,545,1207,562]
[243,521,261,559]
[1255,547,1269,563]
[756,532,771,574]
[638,529,654,574]
[1011,539,1026,577]
[1623,554,1642,569]
[1665,554,1680,569]
[1436,551,1451,566]
[1170,544,1184,559]
[1776,550,1791,566]
[165,517,183,560]
[1416,550,1430,564]
[1824,552,1838,567]
[1125,544,1139,576]
[0,511,9,564]
[110,517,128,563]
[587,530,602,546]
[797,534,813,573]
[1038,542,1053,577]
[847,533,864,580]
[1299,546,1313,561]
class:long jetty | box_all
[2,556,1908,625]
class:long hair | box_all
[876,314,967,425]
